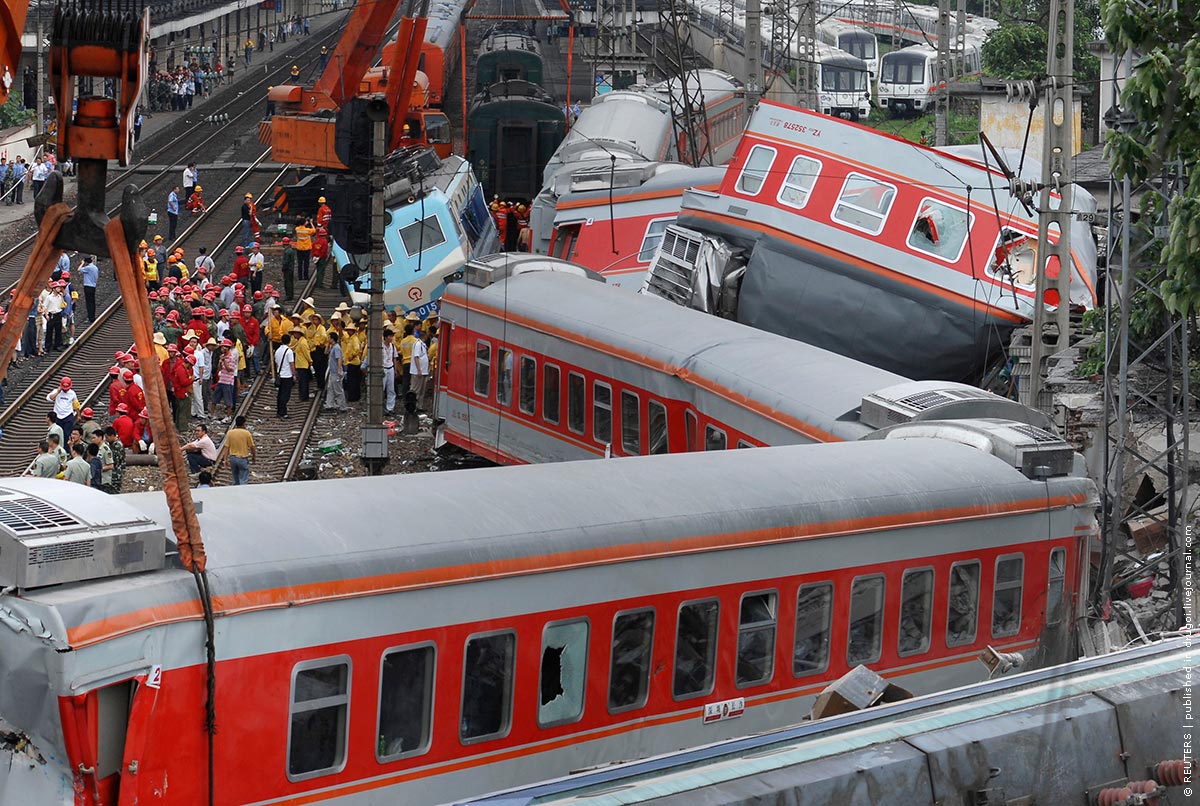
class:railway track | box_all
[0,156,289,475]
[214,271,346,484]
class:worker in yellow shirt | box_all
[290,325,313,401]
[305,313,329,390]
[152,331,170,363]
[267,307,293,347]
[342,322,362,402]
[399,320,419,397]
[294,217,316,281]
[143,249,159,290]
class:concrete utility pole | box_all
[1027,0,1074,410]
[361,101,390,474]
[935,0,949,146]
[745,0,762,108]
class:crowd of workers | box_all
[491,197,532,252]
[12,187,438,488]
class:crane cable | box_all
[105,217,218,806]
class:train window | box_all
[621,391,641,455]
[898,568,934,656]
[685,410,698,452]
[496,349,514,406]
[519,356,536,415]
[705,425,727,451]
[567,372,585,434]
[1046,548,1066,625]
[832,173,897,236]
[461,631,515,743]
[736,440,754,449]
[847,576,885,666]
[992,555,1025,638]
[377,644,434,761]
[287,657,351,781]
[946,561,981,647]
[474,341,491,397]
[648,401,669,455]
[638,218,674,262]
[907,198,974,262]
[539,620,589,727]
[735,144,776,196]
[543,364,561,425]
[736,591,777,688]
[399,215,447,258]
[609,609,655,713]
[777,155,821,210]
[794,582,832,676]
[673,599,719,699]
[593,382,613,445]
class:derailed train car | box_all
[433,261,1052,466]
[0,436,1094,803]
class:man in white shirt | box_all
[183,163,197,199]
[408,333,430,411]
[274,333,296,418]
[247,242,265,288]
[381,326,397,414]
[188,333,208,418]
[194,245,215,276]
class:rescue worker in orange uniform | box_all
[315,196,332,230]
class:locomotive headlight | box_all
[819,94,833,105]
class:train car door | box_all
[61,671,166,806]
[497,121,537,201]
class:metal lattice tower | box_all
[1100,46,1193,631]
[661,0,712,165]
[764,0,815,109]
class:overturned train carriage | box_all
[0,438,1094,804]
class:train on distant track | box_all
[434,257,1053,465]
[878,38,986,116]
[690,1,872,120]
[466,25,567,203]
[0,423,1094,803]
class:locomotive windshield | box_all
[882,53,926,84]
[822,63,868,93]
[838,32,876,61]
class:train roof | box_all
[556,163,726,204]
[423,0,469,49]
[443,272,992,441]
[0,439,1092,647]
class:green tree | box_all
[981,0,1101,84]
[1103,1,1200,313]
[0,94,35,129]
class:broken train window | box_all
[907,198,973,262]
[539,620,589,727]
[673,599,719,699]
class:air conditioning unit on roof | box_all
[866,418,1076,479]
[860,380,1055,432]
[0,481,165,590]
